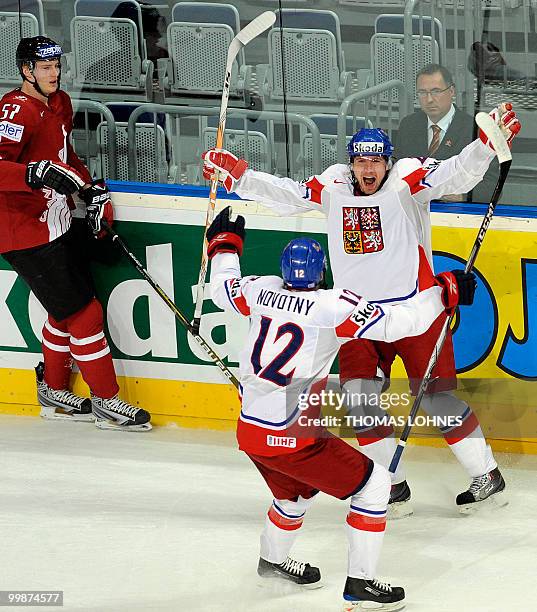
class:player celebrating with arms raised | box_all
[0,37,151,431]
[207,205,477,610]
[202,103,520,513]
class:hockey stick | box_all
[192,10,276,336]
[103,221,240,390]
[389,113,512,473]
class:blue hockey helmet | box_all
[281,238,326,289]
[347,128,394,159]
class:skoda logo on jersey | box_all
[37,45,63,59]
[353,142,384,154]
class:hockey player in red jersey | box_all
[207,206,477,610]
[0,36,151,431]
[202,103,520,512]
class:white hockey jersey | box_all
[210,252,445,456]
[234,139,494,303]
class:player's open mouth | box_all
[363,177,376,185]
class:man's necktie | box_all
[428,124,441,156]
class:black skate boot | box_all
[257,557,321,588]
[388,480,413,519]
[456,467,506,513]
[91,394,152,432]
[343,577,405,611]
[36,362,93,422]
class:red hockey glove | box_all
[435,269,477,315]
[479,102,521,150]
[79,179,114,237]
[26,160,86,196]
[206,206,246,259]
[202,149,248,193]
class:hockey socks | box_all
[44,299,119,399]
[260,497,314,564]
[423,392,497,477]
[343,379,407,486]
[346,464,389,579]
[259,497,320,587]
[41,317,73,390]
[64,298,119,399]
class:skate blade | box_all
[40,405,95,422]
[94,418,152,432]
[257,574,323,591]
[458,491,508,515]
[387,501,413,520]
[342,598,405,611]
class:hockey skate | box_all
[36,362,94,422]
[343,577,405,611]
[91,394,152,432]
[257,557,322,589]
[456,467,506,514]
[387,480,413,519]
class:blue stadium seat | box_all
[171,2,239,33]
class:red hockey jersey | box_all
[0,89,92,253]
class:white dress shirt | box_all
[427,104,456,148]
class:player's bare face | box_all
[23,60,60,99]
[352,156,387,195]
[34,60,61,94]
[416,72,454,123]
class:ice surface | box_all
[1,414,535,612]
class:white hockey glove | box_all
[202,149,248,193]
[26,160,86,196]
[479,102,521,150]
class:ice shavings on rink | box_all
[1,414,535,612]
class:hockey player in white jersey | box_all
[207,206,477,610]
[202,103,520,514]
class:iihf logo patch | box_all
[342,206,384,254]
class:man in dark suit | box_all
[394,63,497,202]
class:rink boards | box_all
[0,183,536,452]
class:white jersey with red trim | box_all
[210,252,444,456]
[234,139,494,303]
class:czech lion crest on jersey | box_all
[342,206,384,254]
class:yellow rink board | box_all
[1,368,535,455]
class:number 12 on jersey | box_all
[250,316,304,386]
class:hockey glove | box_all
[202,149,248,193]
[435,269,477,315]
[479,102,521,150]
[26,160,86,196]
[206,206,246,259]
[79,179,114,236]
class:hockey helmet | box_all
[16,36,63,73]
[347,128,394,160]
[281,238,326,289]
[16,36,63,97]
